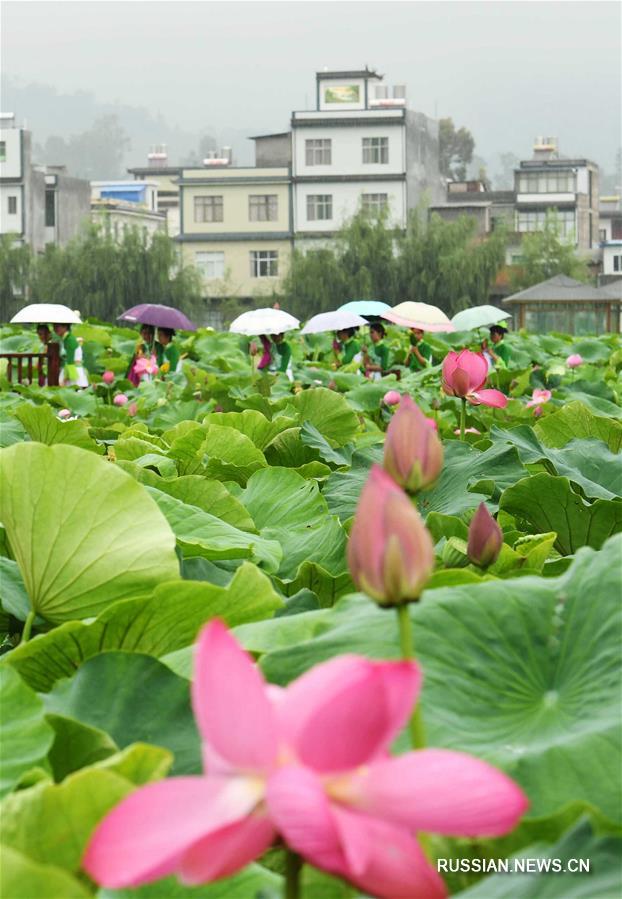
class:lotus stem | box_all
[459,397,467,441]
[396,604,426,750]
[284,850,302,899]
[20,610,35,644]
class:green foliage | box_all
[439,117,476,181]
[510,211,591,290]
[26,222,203,323]
[0,235,31,323]
[283,209,507,318]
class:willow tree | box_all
[0,235,32,323]
[30,222,203,322]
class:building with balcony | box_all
[282,67,441,246]
[90,180,166,238]
[514,138,599,251]
[0,114,90,252]
[175,164,292,311]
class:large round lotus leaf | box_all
[0,443,179,623]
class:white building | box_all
[91,180,166,238]
[284,68,441,247]
[1,114,90,251]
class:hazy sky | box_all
[2,0,621,169]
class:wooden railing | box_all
[0,342,60,386]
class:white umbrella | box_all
[301,310,367,335]
[382,301,454,332]
[229,308,299,336]
[451,305,512,331]
[10,303,82,325]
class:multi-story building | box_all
[0,114,90,252]
[128,146,182,236]
[91,180,166,238]
[284,67,441,246]
[598,195,622,279]
[514,138,599,251]
[175,163,292,309]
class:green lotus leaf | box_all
[0,667,54,797]
[0,443,179,623]
[0,845,91,899]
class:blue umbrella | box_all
[338,300,391,316]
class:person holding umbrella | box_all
[361,322,390,379]
[257,333,293,380]
[405,327,433,372]
[53,323,89,387]
[333,327,362,367]
[156,327,181,375]
[127,325,158,385]
[481,324,511,369]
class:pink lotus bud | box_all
[127,402,138,417]
[249,341,258,356]
[57,409,72,420]
[348,465,435,606]
[113,393,128,406]
[566,354,583,368]
[467,503,503,568]
[383,390,402,406]
[526,388,552,408]
[383,396,443,493]
[102,371,115,385]
[327,379,337,390]
[533,406,543,417]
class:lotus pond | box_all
[0,321,621,899]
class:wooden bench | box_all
[0,342,60,387]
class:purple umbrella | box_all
[118,304,197,331]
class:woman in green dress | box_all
[481,325,511,370]
[156,327,181,375]
[53,323,88,387]
[333,328,362,367]
[405,327,433,372]
[361,322,390,380]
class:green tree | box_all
[282,208,506,318]
[30,222,203,322]
[510,211,591,291]
[0,236,32,322]
[439,118,475,181]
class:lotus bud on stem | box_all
[467,503,503,568]
[383,396,443,493]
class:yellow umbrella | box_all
[382,301,454,332]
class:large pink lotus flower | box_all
[442,350,507,408]
[134,355,159,377]
[384,396,443,493]
[348,465,435,605]
[566,353,583,368]
[526,388,552,408]
[83,621,528,897]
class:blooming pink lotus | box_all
[383,390,402,406]
[57,408,73,420]
[113,393,128,406]
[442,350,507,408]
[83,621,528,897]
[526,388,552,408]
[102,370,115,385]
[566,353,583,368]
[383,396,443,493]
[134,355,159,377]
[348,465,435,605]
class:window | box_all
[305,139,332,166]
[195,251,225,279]
[614,255,621,273]
[194,195,223,223]
[7,196,17,215]
[517,172,576,194]
[0,141,6,162]
[361,193,388,215]
[249,194,278,221]
[45,189,56,227]
[599,228,608,242]
[250,250,278,277]
[516,209,576,240]
[306,194,332,221]
[362,137,389,164]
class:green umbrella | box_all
[451,305,511,331]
